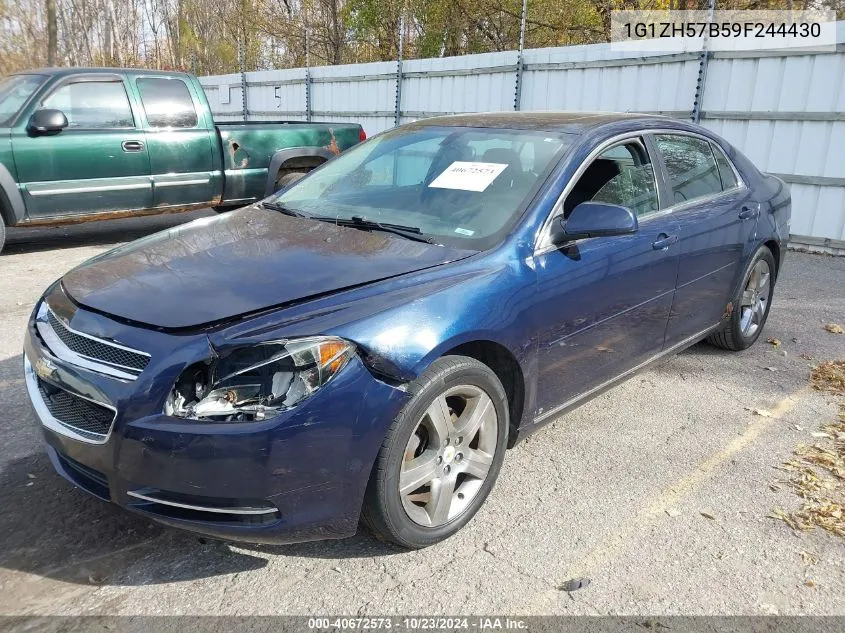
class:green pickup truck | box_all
[0,68,366,253]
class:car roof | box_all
[13,67,192,79]
[406,111,691,134]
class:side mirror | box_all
[28,109,69,135]
[550,202,638,244]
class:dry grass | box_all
[770,361,845,539]
[810,360,845,396]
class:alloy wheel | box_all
[399,385,498,527]
[739,259,771,338]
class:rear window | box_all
[137,78,198,128]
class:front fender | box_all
[0,152,26,226]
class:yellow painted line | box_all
[523,386,812,613]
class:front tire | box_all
[0,220,5,255]
[361,356,509,548]
[708,245,776,351]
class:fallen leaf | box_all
[810,432,832,438]
[558,578,591,592]
[744,407,774,418]
[767,337,782,346]
[823,323,844,334]
[800,550,819,566]
[700,512,716,520]
[805,579,816,588]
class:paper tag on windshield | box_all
[428,162,508,192]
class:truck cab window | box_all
[41,81,134,129]
[137,78,198,128]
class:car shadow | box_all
[3,209,216,256]
[0,353,401,589]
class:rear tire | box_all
[0,219,6,255]
[707,245,776,351]
[274,170,309,192]
[361,356,509,549]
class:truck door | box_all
[133,75,218,208]
[12,74,152,219]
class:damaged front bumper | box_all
[23,296,410,544]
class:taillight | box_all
[359,128,367,142]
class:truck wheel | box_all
[0,220,6,255]
[274,170,308,192]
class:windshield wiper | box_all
[261,201,308,218]
[314,215,434,244]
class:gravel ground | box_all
[0,213,843,617]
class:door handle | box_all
[652,234,678,250]
[738,205,759,220]
[121,140,144,152]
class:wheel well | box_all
[444,341,525,448]
[276,156,326,179]
[763,239,780,278]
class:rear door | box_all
[532,135,680,421]
[133,75,218,208]
[12,74,152,218]
[651,133,755,347]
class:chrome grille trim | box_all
[24,355,116,444]
[126,491,280,516]
[35,302,149,381]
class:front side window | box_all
[0,74,45,127]
[563,140,659,218]
[655,134,723,205]
[274,126,571,249]
[41,80,134,129]
[137,78,198,128]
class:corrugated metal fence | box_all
[200,22,845,254]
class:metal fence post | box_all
[304,23,312,122]
[692,0,716,123]
[395,14,405,126]
[305,70,312,122]
[238,38,249,120]
[513,0,528,111]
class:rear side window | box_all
[41,80,134,129]
[654,134,723,205]
[711,142,739,190]
[137,78,198,128]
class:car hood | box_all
[61,208,475,330]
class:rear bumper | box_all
[24,305,410,544]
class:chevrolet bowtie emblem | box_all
[35,357,57,379]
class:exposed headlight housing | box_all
[165,337,354,422]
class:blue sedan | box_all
[24,113,791,548]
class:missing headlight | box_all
[165,337,354,422]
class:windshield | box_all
[273,125,571,249]
[0,74,45,127]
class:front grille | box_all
[47,310,149,372]
[36,378,114,439]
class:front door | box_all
[12,75,152,219]
[651,133,756,347]
[532,136,680,422]
[133,75,218,208]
